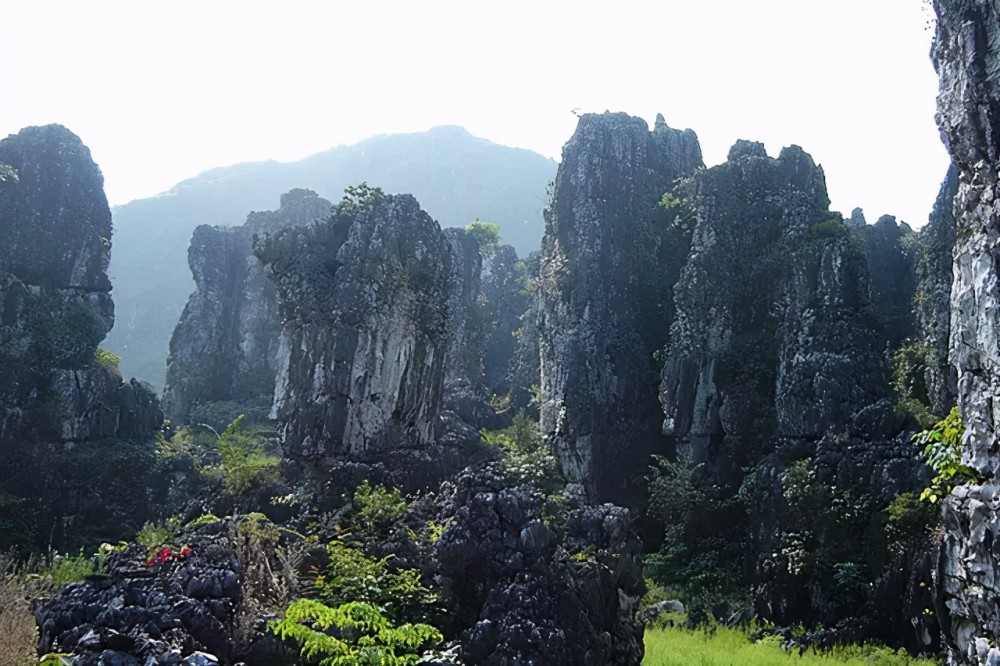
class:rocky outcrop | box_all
[0,125,162,549]
[660,143,885,471]
[254,192,475,476]
[442,241,539,430]
[33,516,301,666]
[653,141,937,643]
[932,1,1000,661]
[861,214,918,347]
[916,166,959,417]
[430,468,644,665]
[538,112,702,506]
[162,189,332,426]
[105,127,555,391]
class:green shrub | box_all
[272,599,442,666]
[93,348,121,374]
[810,219,848,240]
[212,415,281,495]
[136,515,183,554]
[314,539,435,624]
[38,550,95,587]
[913,406,978,502]
[348,480,407,537]
[647,454,706,543]
[464,220,502,258]
[891,340,936,428]
[884,492,938,553]
[481,411,563,493]
[188,513,222,528]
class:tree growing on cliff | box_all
[465,220,501,258]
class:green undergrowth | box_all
[642,624,941,665]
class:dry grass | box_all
[0,552,52,666]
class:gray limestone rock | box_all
[660,143,884,466]
[916,166,959,417]
[538,112,702,507]
[933,0,1000,660]
[162,189,332,425]
[254,192,468,474]
[0,125,162,549]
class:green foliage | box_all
[273,598,442,666]
[642,624,938,665]
[136,515,183,554]
[38,654,73,666]
[0,288,109,369]
[658,177,697,232]
[810,219,848,241]
[38,550,96,587]
[188,512,222,528]
[884,492,938,553]
[464,220,502,258]
[891,340,936,428]
[314,539,436,624]
[645,454,744,600]
[347,481,408,537]
[913,407,978,503]
[338,182,386,216]
[647,454,706,542]
[641,577,675,609]
[487,392,512,414]
[481,411,563,493]
[93,347,121,374]
[212,415,281,495]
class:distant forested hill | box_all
[104,126,555,389]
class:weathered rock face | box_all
[916,166,959,417]
[162,189,332,426]
[442,241,539,430]
[539,112,702,506]
[0,125,162,549]
[661,143,885,472]
[653,141,937,644]
[861,214,918,347]
[933,1,1000,661]
[254,193,469,470]
[431,469,645,665]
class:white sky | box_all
[0,0,948,226]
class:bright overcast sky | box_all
[0,0,947,226]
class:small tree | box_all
[272,599,442,666]
[464,220,502,258]
[210,415,281,495]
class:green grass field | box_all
[643,624,942,666]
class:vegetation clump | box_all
[481,410,563,493]
[913,406,978,503]
[209,415,281,495]
[272,599,442,666]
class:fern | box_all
[272,599,442,666]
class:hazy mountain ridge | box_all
[105,126,555,388]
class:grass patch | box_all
[0,552,54,666]
[643,624,940,665]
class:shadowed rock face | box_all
[254,193,468,466]
[932,1,1000,660]
[917,166,959,417]
[538,112,702,506]
[660,144,885,475]
[861,214,918,347]
[0,125,161,549]
[162,189,332,425]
